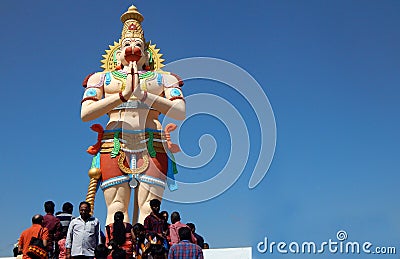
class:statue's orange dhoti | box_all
[80,5,185,225]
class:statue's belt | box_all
[100,138,167,154]
[99,131,167,175]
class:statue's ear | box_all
[115,49,122,62]
[114,49,123,69]
[142,49,150,70]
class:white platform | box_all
[2,247,253,259]
[203,247,252,258]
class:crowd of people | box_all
[16,200,208,259]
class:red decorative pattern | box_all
[81,97,99,104]
[128,24,136,30]
[27,245,48,259]
[119,92,128,102]
[82,73,95,88]
[165,123,181,153]
[140,91,148,102]
[87,124,104,155]
[170,73,184,87]
[169,96,185,102]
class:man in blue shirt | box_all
[66,202,101,259]
[168,227,203,259]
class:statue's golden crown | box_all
[120,5,145,43]
[101,5,165,71]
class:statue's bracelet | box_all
[119,92,128,102]
[140,91,148,102]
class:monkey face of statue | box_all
[118,37,149,69]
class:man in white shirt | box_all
[66,202,101,259]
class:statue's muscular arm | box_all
[81,69,137,122]
[135,74,186,120]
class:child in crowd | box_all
[58,228,68,259]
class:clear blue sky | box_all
[0,1,399,258]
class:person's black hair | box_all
[94,244,109,259]
[132,223,145,241]
[79,201,91,210]
[149,198,161,207]
[62,202,73,214]
[44,201,55,214]
[32,214,43,224]
[178,227,192,241]
[160,211,169,220]
[133,223,145,233]
[111,248,126,259]
[112,211,126,246]
[170,211,181,224]
[13,245,19,257]
[186,222,195,232]
[147,244,166,258]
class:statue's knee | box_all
[109,200,127,211]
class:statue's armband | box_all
[163,73,185,101]
[165,87,185,102]
[81,73,105,104]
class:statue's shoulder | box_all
[82,72,107,89]
[154,70,184,88]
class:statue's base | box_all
[203,247,252,258]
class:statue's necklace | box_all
[111,70,155,90]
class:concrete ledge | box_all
[203,247,252,258]
[2,247,253,259]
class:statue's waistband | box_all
[101,129,166,154]
[100,174,166,190]
[103,128,163,134]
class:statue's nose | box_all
[125,46,133,55]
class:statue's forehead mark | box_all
[128,24,136,30]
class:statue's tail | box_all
[85,124,104,214]
[86,172,100,215]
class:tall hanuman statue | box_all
[80,5,185,225]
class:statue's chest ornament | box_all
[105,70,163,94]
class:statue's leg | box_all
[103,182,131,225]
[100,150,132,225]
[134,150,168,223]
[137,182,164,224]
